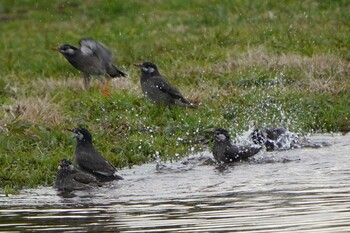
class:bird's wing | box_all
[224,143,241,162]
[73,171,97,184]
[236,145,261,160]
[150,75,190,104]
[77,147,116,177]
[79,38,113,63]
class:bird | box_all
[212,128,261,164]
[134,62,195,108]
[53,37,126,96]
[250,127,287,151]
[55,158,99,191]
[69,127,123,182]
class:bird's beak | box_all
[66,128,76,138]
[133,63,142,68]
[51,47,59,51]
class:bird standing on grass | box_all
[69,127,124,182]
[53,37,126,96]
[55,158,99,191]
[134,62,195,108]
[212,128,261,164]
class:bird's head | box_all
[68,127,93,144]
[134,62,159,75]
[58,158,74,170]
[213,128,230,142]
[53,44,78,56]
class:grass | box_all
[0,0,349,194]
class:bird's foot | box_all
[99,81,111,97]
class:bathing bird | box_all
[69,127,123,182]
[53,37,126,96]
[55,158,99,191]
[250,127,287,151]
[212,128,261,164]
[134,62,195,108]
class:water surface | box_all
[1,134,350,232]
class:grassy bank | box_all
[0,0,349,194]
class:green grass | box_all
[0,0,349,194]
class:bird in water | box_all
[250,127,288,151]
[53,37,126,96]
[69,127,123,182]
[55,158,99,191]
[134,62,195,108]
[212,128,261,164]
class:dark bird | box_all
[55,158,99,191]
[250,127,287,151]
[53,37,126,96]
[69,127,123,182]
[212,128,261,164]
[134,62,195,108]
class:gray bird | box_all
[213,128,261,164]
[69,127,123,182]
[55,158,99,191]
[134,62,195,108]
[53,37,126,96]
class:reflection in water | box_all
[1,134,350,232]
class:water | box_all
[1,134,350,232]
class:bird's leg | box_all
[99,79,111,97]
[83,73,91,90]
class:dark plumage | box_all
[250,127,287,151]
[212,128,261,164]
[134,62,195,108]
[265,127,287,140]
[70,127,123,182]
[54,38,126,95]
[55,158,98,191]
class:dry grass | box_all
[8,76,140,98]
[110,77,139,91]
[185,47,349,94]
[1,97,63,126]
[184,47,349,78]
[221,47,349,76]
[35,78,85,92]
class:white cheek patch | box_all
[217,133,226,141]
[148,67,154,73]
[74,132,84,140]
[68,165,75,171]
[61,48,76,55]
[141,67,148,72]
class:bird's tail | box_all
[180,97,198,109]
[108,64,127,77]
[186,102,198,109]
